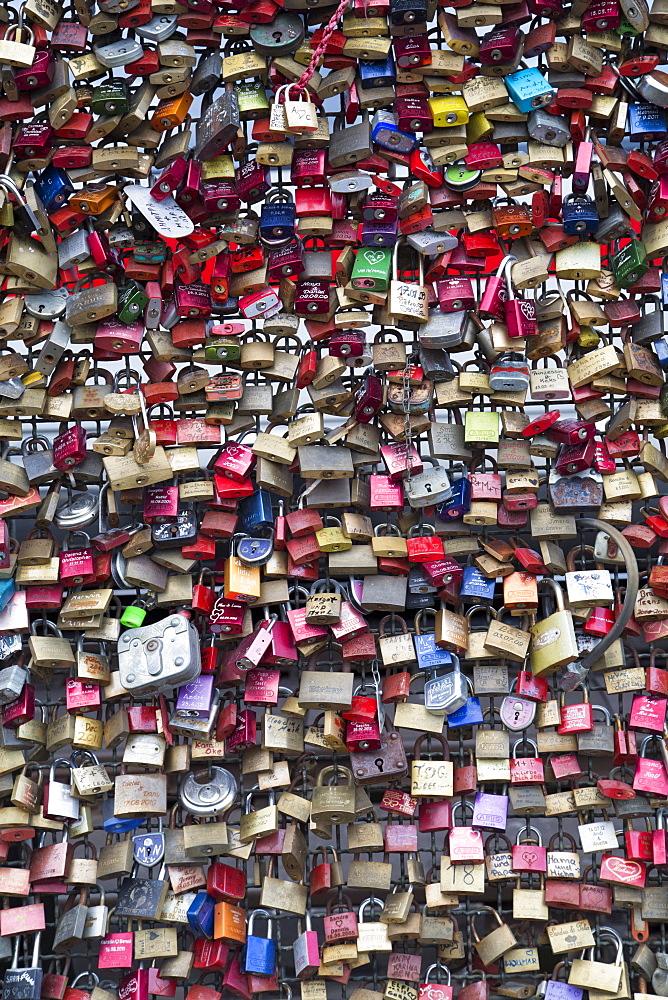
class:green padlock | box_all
[117,280,149,326]
[464,410,501,445]
[611,235,649,289]
[204,337,242,362]
[120,600,149,628]
[236,81,270,119]
[90,78,130,116]
[350,247,392,293]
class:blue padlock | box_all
[505,67,555,114]
[0,578,15,613]
[101,797,145,833]
[371,110,418,153]
[437,471,471,520]
[446,682,484,729]
[187,891,216,939]
[358,55,395,90]
[655,337,668,369]
[239,489,274,533]
[237,529,274,566]
[34,165,75,213]
[244,909,276,977]
[627,103,668,141]
[259,197,296,247]
[459,565,495,604]
[562,194,599,236]
[414,609,453,673]
[132,818,165,868]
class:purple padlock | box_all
[472,790,508,830]
[361,219,399,247]
[545,984,583,1000]
[175,675,215,720]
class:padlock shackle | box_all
[570,518,639,679]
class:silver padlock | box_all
[424,654,468,714]
[33,320,70,378]
[0,661,28,705]
[44,758,81,823]
[407,229,458,256]
[94,38,144,68]
[57,231,91,272]
[179,765,238,816]
[527,108,570,146]
[83,884,109,940]
[578,818,619,854]
[419,309,474,349]
[117,614,202,695]
[21,436,56,486]
[404,458,452,507]
[134,13,178,41]
[23,288,69,320]
[0,378,26,400]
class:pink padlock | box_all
[394,34,432,67]
[291,149,327,187]
[505,292,538,339]
[294,279,331,317]
[369,474,405,509]
[478,26,520,63]
[52,424,87,471]
[66,678,101,712]
[236,160,270,203]
[209,597,246,635]
[465,142,504,170]
[285,607,328,646]
[263,619,298,668]
[94,319,143,354]
[239,287,282,319]
[226,709,257,753]
[380,442,423,481]
[479,255,513,320]
[14,48,55,90]
[59,533,95,586]
[243,668,280,705]
[437,276,475,312]
[629,694,667,732]
[293,918,320,979]
[143,485,179,523]
[214,442,256,483]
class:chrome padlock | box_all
[117,614,201,695]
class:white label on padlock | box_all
[124,185,194,239]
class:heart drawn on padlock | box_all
[363,250,387,265]
[603,857,642,882]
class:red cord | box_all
[291,0,352,93]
